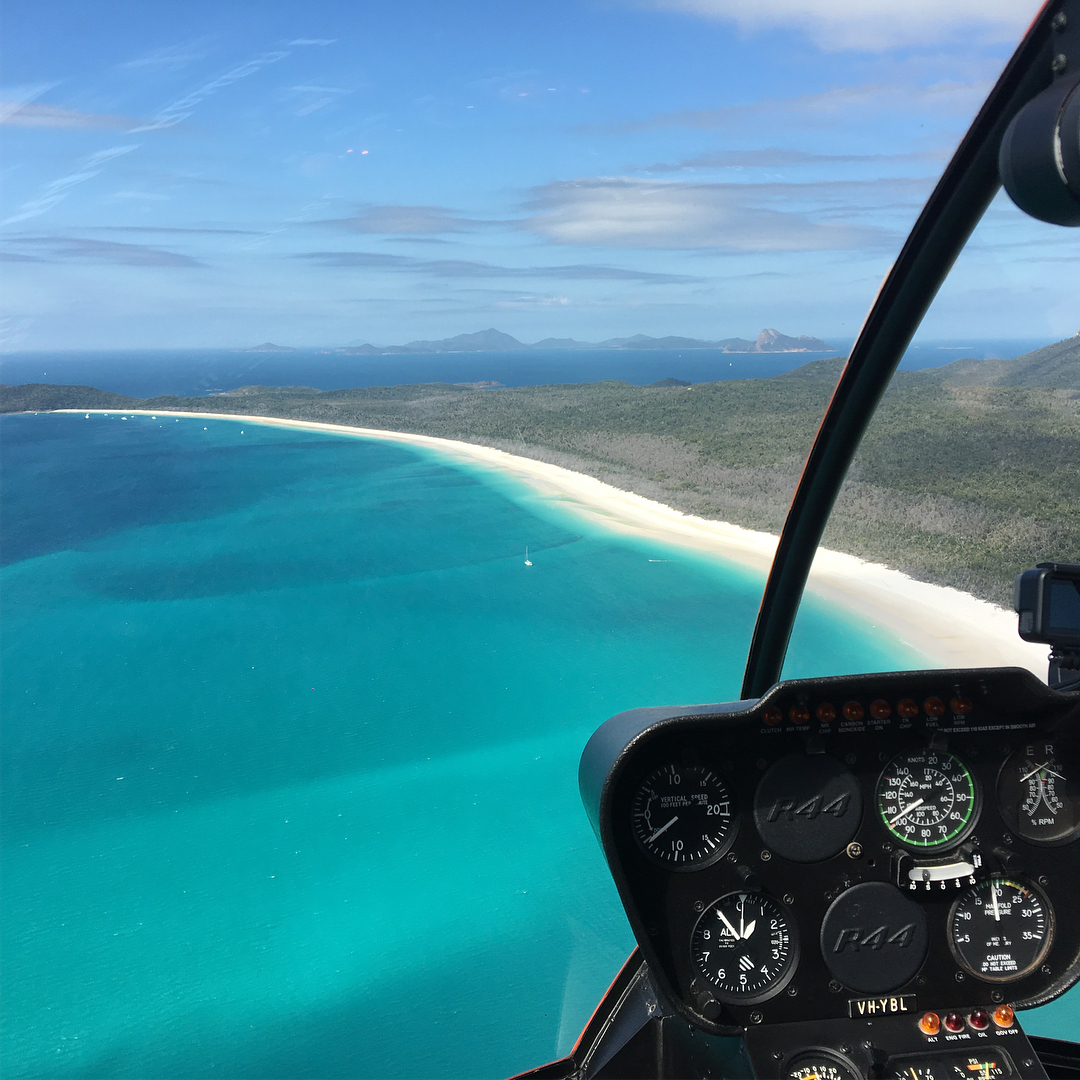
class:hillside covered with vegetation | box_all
[3,343,1078,606]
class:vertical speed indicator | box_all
[631,764,735,869]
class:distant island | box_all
[241,327,833,355]
[4,335,1077,610]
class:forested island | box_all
[3,335,1077,608]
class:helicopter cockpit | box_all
[516,3,1080,1076]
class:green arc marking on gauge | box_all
[875,749,978,849]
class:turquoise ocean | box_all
[1,412,1074,1078]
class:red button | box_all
[943,1012,965,1033]
[968,1010,990,1031]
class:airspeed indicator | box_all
[876,749,978,850]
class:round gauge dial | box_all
[949,878,1053,982]
[690,891,797,1004]
[997,741,1080,846]
[631,763,735,869]
[786,1050,862,1080]
[890,1055,1012,1079]
[876,748,978,850]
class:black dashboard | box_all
[579,666,1080,1074]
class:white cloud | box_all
[315,205,484,234]
[604,80,990,133]
[523,177,887,250]
[639,0,1042,51]
[0,82,59,123]
[1,103,134,129]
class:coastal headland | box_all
[57,408,1049,678]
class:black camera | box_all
[1014,562,1080,689]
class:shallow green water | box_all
[1,413,1072,1077]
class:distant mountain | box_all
[935,333,1080,389]
[754,328,832,352]
[402,328,527,353]
[600,334,757,351]
[333,327,828,354]
[241,342,296,353]
[530,337,596,350]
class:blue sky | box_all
[1,0,1076,349]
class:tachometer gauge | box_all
[948,878,1053,982]
[690,891,798,1004]
[997,742,1080,846]
[876,748,978,850]
[631,763,735,869]
[785,1050,862,1080]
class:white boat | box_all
[524,547,532,567]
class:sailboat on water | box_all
[524,547,532,567]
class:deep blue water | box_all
[0,412,1074,1078]
[0,339,1053,398]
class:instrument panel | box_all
[579,667,1080,1036]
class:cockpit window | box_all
[1,3,1076,1078]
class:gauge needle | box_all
[717,909,742,940]
[889,798,925,826]
[991,884,1001,922]
[739,906,745,940]
[647,816,678,843]
[1021,762,1064,782]
[742,919,756,939]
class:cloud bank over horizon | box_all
[1,0,1074,350]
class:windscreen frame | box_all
[741,0,1067,699]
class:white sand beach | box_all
[75,409,1050,679]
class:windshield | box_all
[1,2,1076,1078]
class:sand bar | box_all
[67,409,1050,679]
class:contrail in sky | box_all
[1,44,327,226]
[1,145,139,226]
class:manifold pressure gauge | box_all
[690,891,798,1004]
[876,748,979,850]
[949,878,1054,982]
[631,763,735,869]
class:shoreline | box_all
[58,408,1049,679]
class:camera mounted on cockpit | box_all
[1015,563,1080,691]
